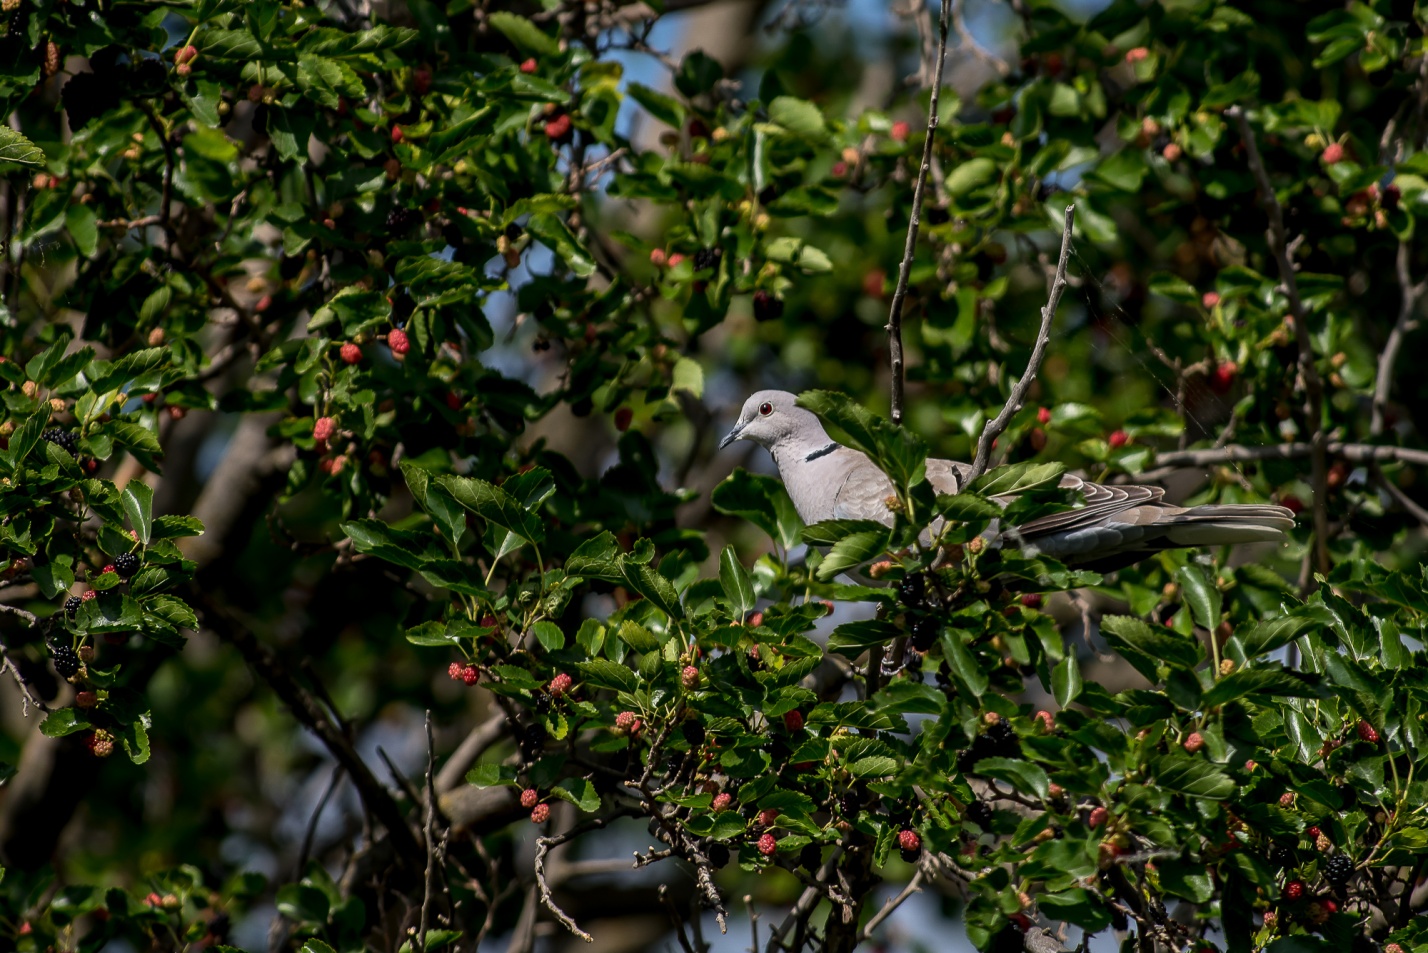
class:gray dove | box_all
[720,390,1295,572]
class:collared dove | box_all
[720,390,1295,571]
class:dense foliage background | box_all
[2,0,1428,951]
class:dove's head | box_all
[719,390,827,451]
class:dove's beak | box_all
[719,423,744,449]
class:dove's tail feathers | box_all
[1157,504,1297,547]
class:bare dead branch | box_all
[967,204,1076,481]
[886,0,951,426]
[435,711,507,794]
[418,711,437,953]
[0,633,49,716]
[1134,440,1428,477]
[1228,106,1330,577]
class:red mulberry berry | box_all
[1108,429,1129,448]
[1284,880,1305,901]
[339,342,362,364]
[82,589,98,601]
[313,417,336,443]
[1034,711,1055,732]
[1020,593,1043,609]
[548,672,572,696]
[898,829,920,852]
[1184,732,1205,753]
[1322,143,1345,165]
[1089,806,1108,828]
[388,329,410,355]
[1357,720,1380,743]
[681,665,699,690]
[531,803,550,824]
[1279,792,1294,807]
[783,710,804,732]
[544,114,572,141]
[461,666,480,686]
[712,793,732,812]
[521,788,539,809]
[758,832,777,856]
[1037,406,1052,424]
[614,711,637,734]
[76,691,97,708]
[519,58,537,74]
[448,662,465,681]
[391,125,404,143]
[758,808,779,827]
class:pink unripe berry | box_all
[681,665,699,689]
[712,793,732,812]
[898,829,920,851]
[531,803,550,824]
[649,247,667,267]
[1279,792,1295,807]
[447,662,465,681]
[1322,143,1346,165]
[758,832,777,856]
[1088,806,1108,828]
[614,710,636,733]
[521,788,539,808]
[667,253,686,268]
[1034,710,1055,732]
[82,589,97,601]
[548,673,572,696]
[519,58,537,74]
[388,328,410,355]
[1202,291,1221,308]
[1037,406,1052,424]
[1357,720,1380,743]
[1124,47,1149,63]
[313,417,336,442]
[339,342,362,364]
[758,808,779,827]
[890,120,910,142]
[391,126,404,143]
[1184,732,1205,753]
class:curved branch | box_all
[967,204,1076,482]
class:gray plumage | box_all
[720,390,1294,572]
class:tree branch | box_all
[886,0,951,426]
[1135,440,1428,474]
[858,869,926,941]
[1228,106,1330,576]
[435,710,506,794]
[1372,239,1424,436]
[967,204,1076,481]
[204,603,424,869]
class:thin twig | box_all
[435,711,506,794]
[418,711,437,953]
[1228,106,1330,577]
[1372,240,1425,436]
[1374,466,1428,526]
[296,762,345,876]
[967,204,1076,481]
[858,869,926,941]
[0,634,49,716]
[885,0,951,426]
[1134,440,1428,478]
[534,813,632,942]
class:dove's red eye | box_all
[759,402,773,416]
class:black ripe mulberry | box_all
[910,617,939,652]
[1324,853,1353,889]
[752,290,784,322]
[987,718,1018,754]
[114,552,140,578]
[63,596,82,617]
[692,247,721,272]
[384,207,422,234]
[966,799,994,829]
[898,572,927,607]
[50,641,81,679]
[41,429,79,456]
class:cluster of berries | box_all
[446,661,480,686]
[955,717,1019,773]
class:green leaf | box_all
[1177,564,1222,631]
[711,469,804,550]
[618,557,684,619]
[0,126,45,167]
[1100,614,1202,676]
[945,157,998,196]
[1239,605,1333,656]
[122,481,154,545]
[552,777,600,812]
[438,475,544,544]
[276,884,329,923]
[941,630,988,697]
[767,96,827,140]
[567,531,622,582]
[575,659,638,694]
[41,708,93,738]
[827,620,900,658]
[816,529,890,581]
[1150,755,1235,799]
[531,621,565,651]
[627,83,685,129]
[968,461,1066,497]
[718,545,755,619]
[66,204,98,257]
[1052,655,1082,707]
[616,620,660,653]
[526,214,596,278]
[341,520,440,571]
[487,11,560,56]
[975,756,1049,799]
[1157,857,1215,902]
[1201,667,1325,707]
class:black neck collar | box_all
[804,442,839,462]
